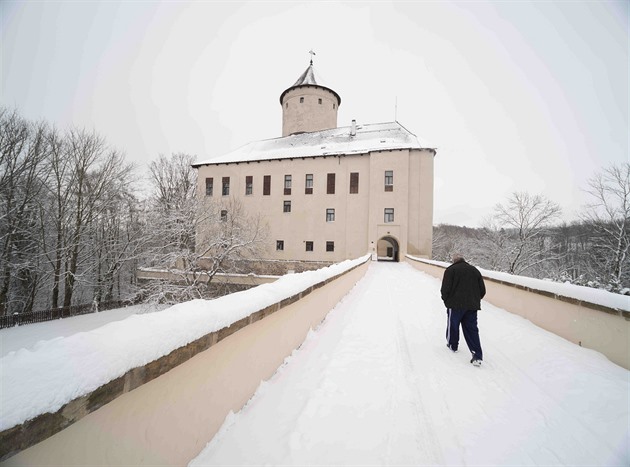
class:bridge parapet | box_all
[406,255,630,370]
[1,255,371,465]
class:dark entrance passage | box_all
[377,236,400,262]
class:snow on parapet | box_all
[408,255,630,312]
[0,254,370,431]
[193,122,430,166]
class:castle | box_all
[193,59,435,264]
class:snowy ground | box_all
[0,303,165,357]
[1,262,627,465]
[0,256,368,431]
[190,262,629,466]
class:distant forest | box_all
[433,186,629,294]
[1,107,628,316]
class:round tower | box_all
[280,60,341,136]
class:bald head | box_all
[451,253,465,263]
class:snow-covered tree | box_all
[486,191,562,275]
[581,163,630,293]
[0,109,51,314]
[140,153,267,304]
[59,129,134,308]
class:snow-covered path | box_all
[191,262,629,466]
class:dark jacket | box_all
[441,259,486,310]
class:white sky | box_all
[1,1,628,226]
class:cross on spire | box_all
[309,49,316,65]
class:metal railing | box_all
[0,300,129,330]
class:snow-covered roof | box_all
[193,121,433,166]
[279,63,341,105]
[292,63,319,87]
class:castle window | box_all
[385,170,393,192]
[305,174,313,194]
[263,175,271,195]
[384,208,395,223]
[326,208,335,222]
[283,200,291,213]
[333,103,336,109]
[245,176,253,195]
[222,177,230,196]
[318,98,322,104]
[327,173,336,194]
[220,210,228,222]
[305,241,313,252]
[300,97,304,103]
[285,103,288,108]
[326,241,335,252]
[349,172,359,194]
[284,175,292,195]
[276,240,284,251]
[205,177,213,196]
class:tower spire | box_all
[309,49,316,65]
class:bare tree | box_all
[89,175,145,304]
[194,196,266,279]
[37,127,73,308]
[432,224,486,266]
[140,153,267,303]
[61,128,134,307]
[0,109,51,314]
[477,216,512,272]
[149,152,197,212]
[581,163,630,291]
[490,192,562,275]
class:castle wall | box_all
[196,147,434,263]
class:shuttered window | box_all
[350,172,359,194]
[327,173,336,194]
[263,175,271,196]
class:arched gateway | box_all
[377,236,400,262]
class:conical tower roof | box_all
[279,63,341,105]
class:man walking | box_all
[440,253,486,366]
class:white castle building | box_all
[193,60,435,264]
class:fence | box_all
[0,300,129,330]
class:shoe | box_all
[471,358,482,367]
[447,344,458,353]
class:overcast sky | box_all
[2,1,627,226]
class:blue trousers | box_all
[446,309,483,360]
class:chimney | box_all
[350,119,356,137]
